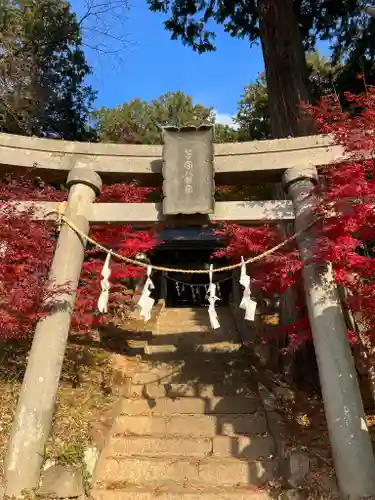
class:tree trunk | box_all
[258,0,314,376]
[258,0,314,138]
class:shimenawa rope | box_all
[52,208,314,275]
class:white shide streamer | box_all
[239,256,257,321]
[208,264,220,329]
[98,252,111,314]
[138,266,155,322]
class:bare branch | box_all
[77,0,132,56]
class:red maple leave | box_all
[0,174,158,339]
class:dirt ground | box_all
[0,337,126,485]
[264,371,375,499]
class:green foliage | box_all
[215,183,274,202]
[234,52,346,141]
[147,0,258,53]
[94,91,238,144]
[0,0,96,140]
[146,0,375,61]
[213,123,238,143]
[235,73,269,141]
[51,442,85,466]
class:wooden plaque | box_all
[162,125,215,215]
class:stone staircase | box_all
[91,307,279,499]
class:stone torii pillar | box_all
[283,165,375,499]
[4,168,102,497]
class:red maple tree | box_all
[3,89,375,358]
[0,174,157,339]
[218,88,375,357]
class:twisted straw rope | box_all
[53,208,314,274]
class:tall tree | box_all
[0,0,96,140]
[236,53,344,141]
[146,0,316,138]
[146,0,375,139]
[257,0,313,137]
[94,91,238,144]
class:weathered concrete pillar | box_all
[4,168,102,497]
[284,165,375,499]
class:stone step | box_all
[131,382,258,399]
[113,413,268,437]
[156,326,210,334]
[149,331,240,346]
[131,358,252,386]
[106,436,212,458]
[156,319,210,329]
[106,435,275,459]
[119,396,260,416]
[212,435,274,459]
[97,456,278,487]
[158,321,236,329]
[92,486,272,500]
[131,364,185,385]
[159,307,234,317]
[144,343,242,355]
[155,328,237,338]
[159,307,217,318]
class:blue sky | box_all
[71,0,330,125]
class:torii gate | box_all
[1,129,375,499]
